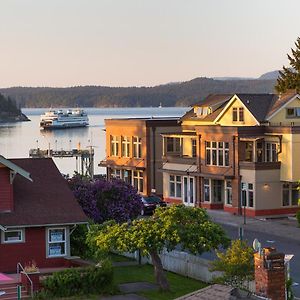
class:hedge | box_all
[42,260,113,297]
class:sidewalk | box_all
[207,210,300,242]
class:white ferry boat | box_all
[40,109,89,129]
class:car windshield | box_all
[142,196,161,203]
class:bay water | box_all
[0,107,189,175]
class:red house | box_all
[0,156,88,273]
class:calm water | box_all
[0,107,189,175]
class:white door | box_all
[183,176,195,206]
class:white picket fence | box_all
[121,249,255,292]
[122,249,222,283]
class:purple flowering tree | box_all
[69,176,142,223]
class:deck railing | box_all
[16,262,33,297]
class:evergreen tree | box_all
[276,37,300,93]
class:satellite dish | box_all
[253,238,261,252]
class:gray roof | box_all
[236,93,277,122]
[175,284,260,300]
[180,92,299,123]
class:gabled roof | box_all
[235,93,277,122]
[180,94,232,122]
[266,90,299,120]
[0,155,32,182]
[0,158,88,228]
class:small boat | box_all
[40,109,89,129]
[158,102,162,108]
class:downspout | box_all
[152,127,156,193]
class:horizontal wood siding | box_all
[0,227,69,273]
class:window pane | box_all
[170,175,175,182]
[239,107,244,122]
[5,231,22,242]
[218,149,224,166]
[225,150,229,166]
[212,149,217,165]
[232,108,238,122]
[49,229,65,242]
[292,186,298,206]
[49,242,66,256]
[282,187,290,206]
[206,149,211,165]
[170,182,175,197]
[248,191,254,207]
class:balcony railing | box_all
[163,153,197,164]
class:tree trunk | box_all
[150,250,170,291]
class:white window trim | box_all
[2,229,25,244]
[111,136,119,157]
[122,136,131,157]
[203,178,211,202]
[241,182,254,208]
[47,227,67,258]
[133,137,142,158]
[169,174,182,198]
[133,170,143,193]
[206,141,229,167]
[225,180,232,206]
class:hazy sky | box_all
[0,0,300,87]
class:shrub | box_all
[42,260,113,297]
[211,240,254,289]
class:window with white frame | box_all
[122,169,132,184]
[206,141,229,166]
[204,178,210,202]
[169,175,182,198]
[282,182,299,207]
[133,137,142,158]
[2,229,24,243]
[111,169,121,179]
[265,142,278,162]
[48,228,67,257]
[241,182,254,208]
[133,170,143,193]
[225,180,232,205]
[122,136,131,157]
[110,136,119,156]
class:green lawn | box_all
[108,252,135,262]
[114,264,208,300]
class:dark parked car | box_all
[140,195,167,215]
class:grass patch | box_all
[114,264,208,300]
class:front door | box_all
[183,176,195,206]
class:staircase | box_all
[0,282,29,300]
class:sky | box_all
[0,0,300,87]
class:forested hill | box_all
[0,93,29,121]
[0,77,277,108]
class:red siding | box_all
[0,227,69,273]
[0,168,13,212]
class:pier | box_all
[29,145,94,178]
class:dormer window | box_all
[194,106,211,118]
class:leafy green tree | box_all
[88,205,229,291]
[211,239,254,289]
[276,37,300,93]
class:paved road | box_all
[201,224,300,297]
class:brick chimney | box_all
[254,247,286,300]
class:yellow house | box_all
[161,91,300,216]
